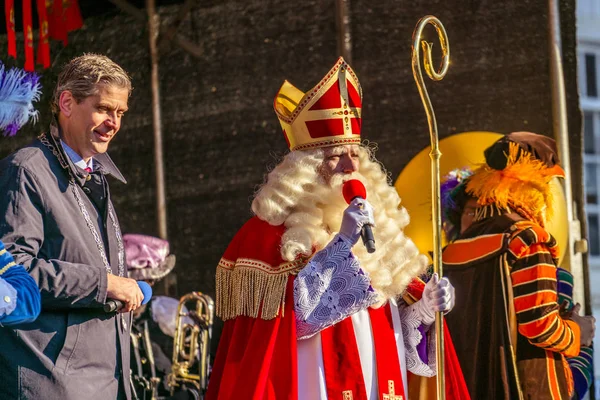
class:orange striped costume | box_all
[508,220,579,399]
[444,211,579,400]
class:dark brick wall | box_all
[0,0,582,356]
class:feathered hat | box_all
[466,131,564,227]
[0,62,41,137]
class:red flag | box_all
[36,0,51,68]
[22,0,35,71]
[63,0,83,32]
[4,0,16,58]
[47,0,67,46]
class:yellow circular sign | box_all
[394,131,568,265]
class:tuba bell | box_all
[167,292,214,397]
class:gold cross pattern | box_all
[383,380,404,400]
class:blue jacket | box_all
[0,241,40,325]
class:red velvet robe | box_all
[207,217,469,399]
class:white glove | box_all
[416,273,455,326]
[339,198,375,246]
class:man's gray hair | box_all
[52,53,132,114]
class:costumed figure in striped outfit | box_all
[0,62,41,326]
[206,57,468,400]
[442,132,596,399]
[441,165,594,400]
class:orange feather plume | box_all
[466,142,556,227]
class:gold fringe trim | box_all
[216,257,306,321]
[467,142,555,227]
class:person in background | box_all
[0,62,42,327]
[441,166,593,400]
[440,167,475,243]
[443,132,596,399]
[125,233,201,400]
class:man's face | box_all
[59,84,129,161]
[319,145,360,184]
[460,198,478,234]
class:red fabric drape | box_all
[5,0,16,58]
[22,0,34,71]
[442,319,472,400]
[36,0,50,68]
[48,0,67,45]
[63,0,83,32]
[369,305,406,399]
[205,277,298,400]
[321,317,369,400]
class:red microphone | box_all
[342,180,376,253]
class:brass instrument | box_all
[130,320,161,400]
[167,292,214,397]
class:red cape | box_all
[207,217,470,399]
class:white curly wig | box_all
[251,144,428,301]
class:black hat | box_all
[484,131,560,170]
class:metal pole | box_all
[147,0,168,241]
[334,0,352,63]
[547,2,593,397]
[411,16,450,400]
[548,0,590,312]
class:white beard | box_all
[253,147,428,300]
[291,171,427,300]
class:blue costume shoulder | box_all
[0,241,40,325]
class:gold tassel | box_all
[216,258,304,321]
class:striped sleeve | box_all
[568,346,593,399]
[508,226,580,358]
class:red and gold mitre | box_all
[274,57,362,151]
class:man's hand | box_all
[106,274,144,313]
[417,273,456,325]
[339,198,375,246]
[569,303,596,347]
